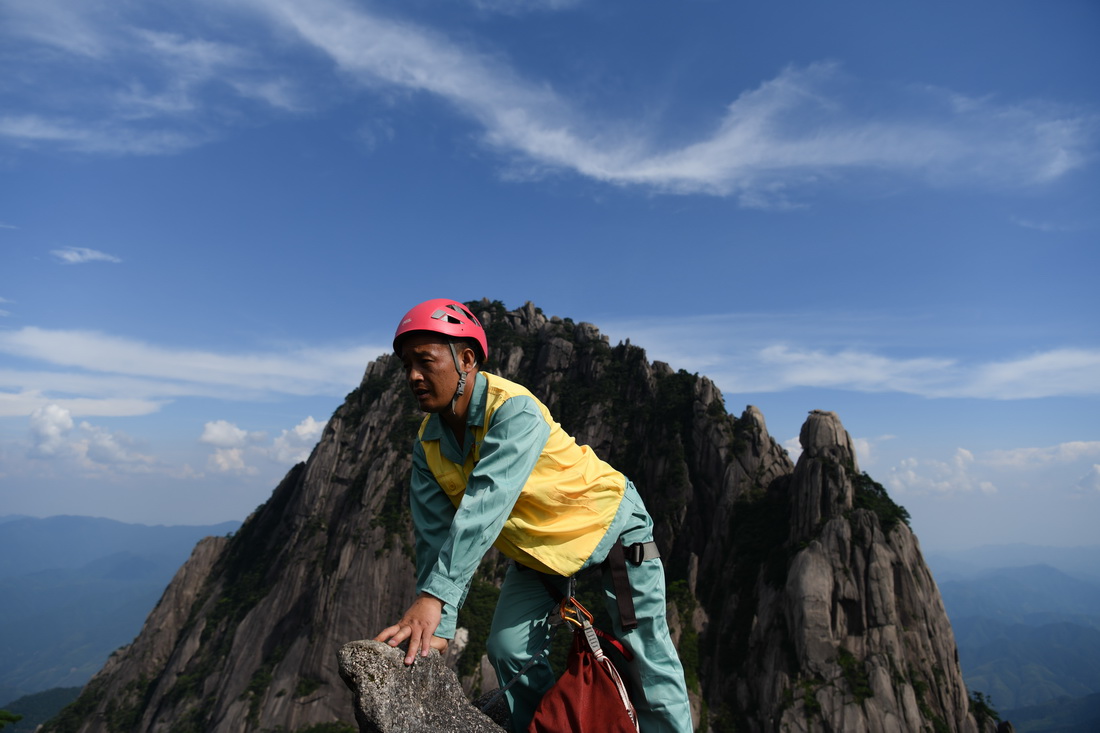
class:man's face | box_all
[400,334,462,414]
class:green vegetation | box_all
[0,710,23,730]
[102,676,155,732]
[38,679,107,733]
[836,647,873,703]
[908,665,949,733]
[1,688,81,733]
[801,679,823,718]
[850,467,910,531]
[294,677,323,699]
[667,580,701,692]
[968,690,1000,730]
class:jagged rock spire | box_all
[43,301,990,733]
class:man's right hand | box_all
[373,593,446,665]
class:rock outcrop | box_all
[43,300,991,733]
[337,641,501,733]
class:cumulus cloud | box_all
[1076,465,1100,493]
[271,416,324,463]
[886,448,998,496]
[51,247,122,264]
[29,404,74,457]
[200,419,266,448]
[885,439,1100,498]
[27,403,156,470]
[202,415,323,474]
[208,447,257,475]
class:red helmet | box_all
[393,298,487,360]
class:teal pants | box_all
[486,485,694,733]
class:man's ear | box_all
[459,345,479,372]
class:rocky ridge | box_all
[43,300,990,732]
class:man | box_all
[375,298,692,733]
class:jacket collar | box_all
[420,372,488,456]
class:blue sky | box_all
[1,0,1097,552]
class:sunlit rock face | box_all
[45,300,987,733]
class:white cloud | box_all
[984,441,1100,470]
[783,436,802,464]
[1076,465,1100,493]
[886,448,998,496]
[1009,215,1079,233]
[208,447,258,475]
[27,403,157,470]
[29,404,74,457]
[1,0,1091,201]
[957,349,1100,399]
[599,314,1100,400]
[0,327,383,416]
[886,441,1100,498]
[200,419,266,448]
[202,415,324,474]
[469,0,584,13]
[0,114,210,155]
[271,416,324,463]
[51,246,122,264]
[0,372,176,417]
[0,0,112,58]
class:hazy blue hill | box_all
[2,687,82,733]
[938,564,1100,623]
[930,555,1100,714]
[1004,691,1100,733]
[952,619,1100,709]
[0,514,239,579]
[926,544,1100,583]
[0,516,240,705]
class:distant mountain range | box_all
[926,544,1100,584]
[928,547,1100,727]
[3,511,1098,731]
[0,515,240,706]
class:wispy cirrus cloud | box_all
[984,441,1100,470]
[0,326,384,417]
[599,312,1100,400]
[51,247,122,264]
[1,0,1092,202]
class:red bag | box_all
[528,600,639,733]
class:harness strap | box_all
[603,539,660,631]
[529,538,660,633]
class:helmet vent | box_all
[431,304,476,325]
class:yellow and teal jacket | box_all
[411,371,627,636]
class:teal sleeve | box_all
[419,395,551,618]
[409,440,461,638]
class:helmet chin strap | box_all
[447,341,468,416]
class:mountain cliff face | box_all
[44,300,988,732]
